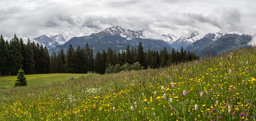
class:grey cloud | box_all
[186,13,221,28]
[0,0,255,39]
[106,0,141,7]
[222,8,242,31]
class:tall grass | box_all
[0,47,256,120]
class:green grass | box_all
[0,47,256,120]
[0,73,87,90]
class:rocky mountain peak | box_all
[99,26,144,39]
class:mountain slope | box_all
[50,26,173,55]
[187,34,252,56]
[167,31,203,50]
[33,34,67,49]
[186,31,227,54]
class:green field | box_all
[0,73,87,90]
[0,47,256,120]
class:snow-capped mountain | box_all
[162,31,229,50]
[50,26,173,55]
[33,34,67,49]
[50,34,68,45]
[96,26,144,40]
[167,31,203,50]
[204,31,228,41]
[162,34,178,45]
[177,31,202,43]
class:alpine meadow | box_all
[0,47,256,120]
[1,0,256,120]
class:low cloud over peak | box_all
[0,0,255,39]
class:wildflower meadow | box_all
[0,47,256,120]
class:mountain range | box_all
[33,34,68,49]
[33,26,254,57]
[50,26,173,55]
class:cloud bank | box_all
[0,0,255,40]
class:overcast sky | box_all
[0,0,255,40]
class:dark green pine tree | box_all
[74,46,86,73]
[50,52,57,73]
[84,43,94,72]
[160,47,168,67]
[102,49,107,67]
[15,68,27,87]
[121,50,127,65]
[106,48,114,65]
[94,51,105,74]
[33,43,40,73]
[56,53,64,73]
[146,48,157,68]
[89,46,94,72]
[8,35,23,75]
[0,35,7,76]
[22,38,35,74]
[160,55,167,68]
[126,45,132,64]
[137,42,146,68]
[170,48,177,64]
[38,46,50,73]
[180,46,185,62]
[112,50,118,66]
[58,49,66,73]
[67,44,75,73]
[131,47,136,64]
[117,52,122,65]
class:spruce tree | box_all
[23,39,35,74]
[0,35,7,76]
[94,51,105,74]
[15,68,27,87]
[58,49,66,73]
[67,44,75,73]
[8,35,23,75]
[137,42,145,68]
[126,45,132,64]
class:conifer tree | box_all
[0,35,7,76]
[67,44,75,73]
[137,42,145,68]
[23,39,35,74]
[15,68,27,87]
[8,35,23,75]
[126,45,132,64]
[94,51,105,74]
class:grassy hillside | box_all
[0,47,256,120]
[0,73,87,90]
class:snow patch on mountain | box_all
[33,34,67,49]
[176,31,202,44]
[204,31,228,41]
[161,34,178,44]
[50,34,68,45]
[100,26,144,40]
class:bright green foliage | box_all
[15,69,27,87]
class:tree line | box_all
[0,35,199,76]
[0,35,50,76]
[51,42,199,74]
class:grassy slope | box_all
[0,47,256,120]
[0,73,87,90]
